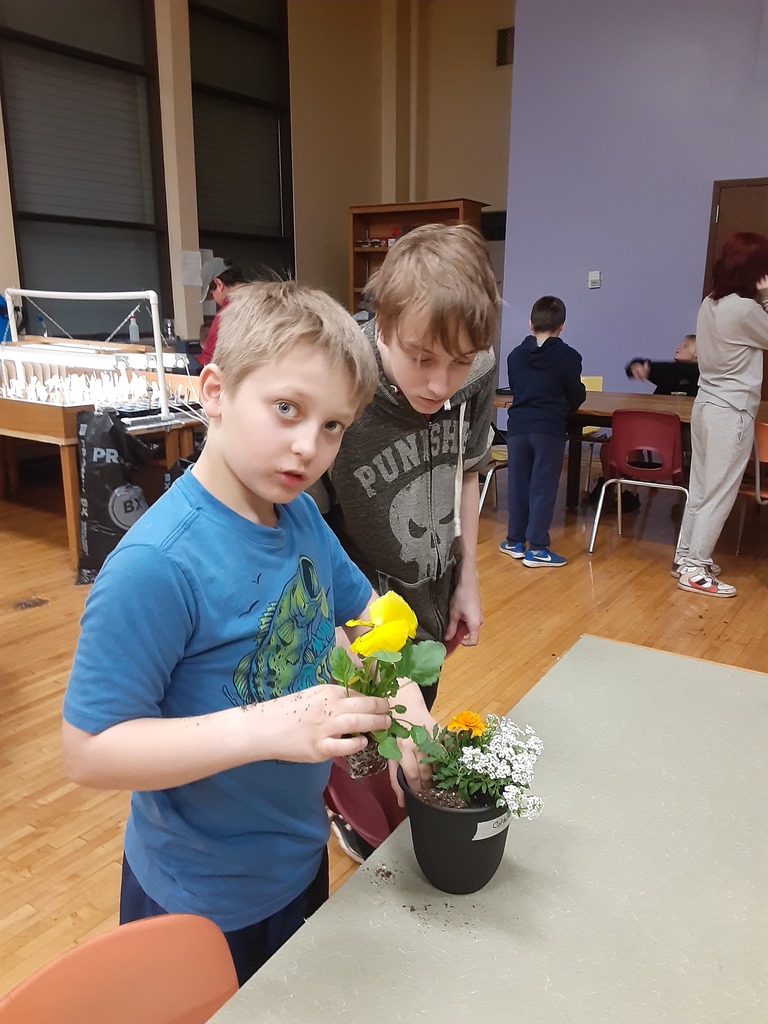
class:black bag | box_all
[76,411,160,584]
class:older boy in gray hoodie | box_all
[319,223,500,710]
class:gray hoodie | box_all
[321,319,496,642]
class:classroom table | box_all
[494,392,768,509]
[0,395,198,568]
[209,635,767,1024]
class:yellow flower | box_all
[347,592,418,658]
[447,710,486,737]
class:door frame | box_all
[703,177,768,298]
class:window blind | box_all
[17,220,162,338]
[193,93,281,236]
[1,41,154,224]
[189,11,280,103]
[0,0,145,64]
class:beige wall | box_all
[287,0,514,303]
[415,0,513,210]
[287,0,383,302]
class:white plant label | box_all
[472,809,511,841]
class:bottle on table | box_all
[128,314,140,342]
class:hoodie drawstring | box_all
[444,398,466,537]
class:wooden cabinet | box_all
[348,198,486,312]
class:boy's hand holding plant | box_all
[329,592,445,791]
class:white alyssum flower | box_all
[457,715,543,815]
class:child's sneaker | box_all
[677,568,736,598]
[499,540,526,559]
[671,561,721,578]
[329,813,375,863]
[523,547,567,568]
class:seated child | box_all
[589,334,699,507]
[625,334,698,395]
[61,281,433,986]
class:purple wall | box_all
[501,0,768,390]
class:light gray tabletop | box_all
[210,635,767,1023]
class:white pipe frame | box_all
[3,287,171,420]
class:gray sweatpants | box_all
[674,401,753,568]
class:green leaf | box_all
[410,724,430,746]
[369,728,392,744]
[398,640,446,686]
[377,735,402,761]
[416,736,447,760]
[329,646,358,685]
[389,720,410,739]
[392,705,407,714]
[366,649,402,665]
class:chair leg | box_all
[585,442,595,495]
[735,497,747,556]
[478,466,494,513]
[588,480,613,553]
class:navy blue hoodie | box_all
[506,335,586,437]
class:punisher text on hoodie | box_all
[320,320,496,644]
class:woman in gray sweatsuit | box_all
[674,232,768,598]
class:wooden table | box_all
[209,636,768,1024]
[0,396,198,568]
[494,392,768,509]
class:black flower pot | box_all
[397,767,511,894]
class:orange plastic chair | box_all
[0,913,239,1024]
[735,420,768,555]
[588,409,688,553]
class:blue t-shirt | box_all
[63,471,372,931]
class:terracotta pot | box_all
[397,767,511,894]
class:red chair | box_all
[324,757,405,850]
[735,420,768,555]
[587,409,688,554]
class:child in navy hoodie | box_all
[500,296,585,567]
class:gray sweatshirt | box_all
[696,293,768,418]
[322,320,495,643]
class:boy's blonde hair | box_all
[365,223,500,356]
[212,280,377,409]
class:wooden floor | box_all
[2,457,767,994]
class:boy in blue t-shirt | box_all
[62,281,434,986]
[499,295,585,568]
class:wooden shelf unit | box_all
[348,198,486,312]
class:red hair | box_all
[710,232,768,300]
